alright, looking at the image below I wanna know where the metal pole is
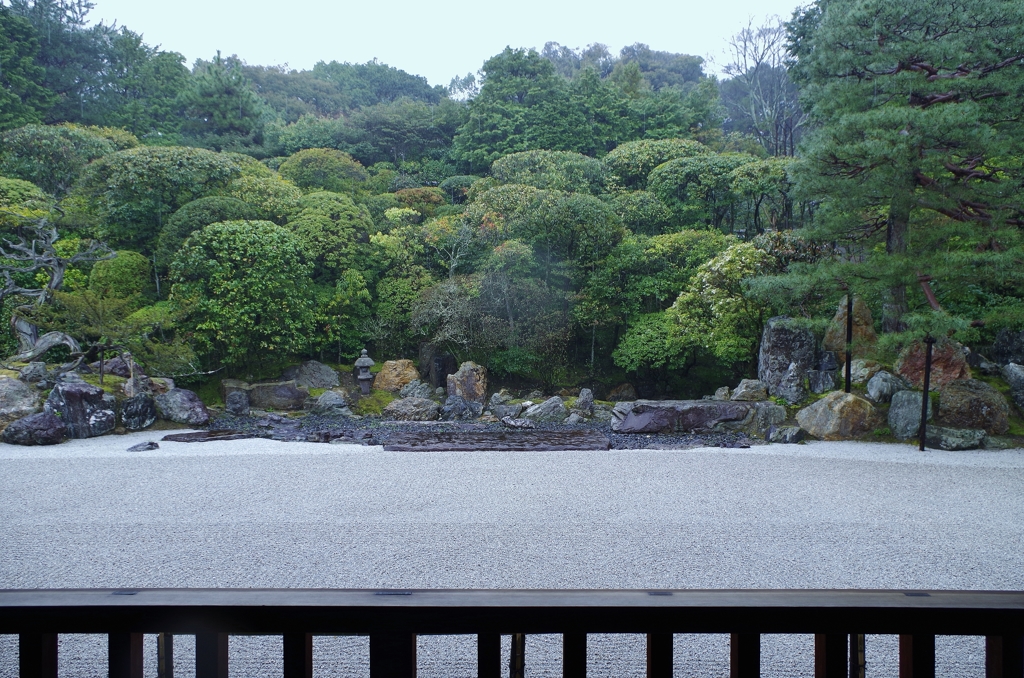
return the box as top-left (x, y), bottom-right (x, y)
top-left (919, 335), bottom-right (935, 452)
top-left (844, 295), bottom-right (853, 393)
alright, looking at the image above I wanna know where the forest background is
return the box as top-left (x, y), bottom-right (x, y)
top-left (1, 0), bottom-right (1022, 400)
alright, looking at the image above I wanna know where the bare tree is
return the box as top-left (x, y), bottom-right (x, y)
top-left (722, 17), bottom-right (807, 157)
top-left (0, 212), bottom-right (114, 362)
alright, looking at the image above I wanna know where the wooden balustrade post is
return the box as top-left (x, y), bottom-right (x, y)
top-left (899, 634), bottom-right (935, 678)
top-left (196, 633), bottom-right (229, 678)
top-left (646, 633), bottom-right (672, 678)
top-left (157, 633), bottom-right (174, 678)
top-left (850, 634), bottom-right (865, 678)
top-left (19, 633), bottom-right (57, 678)
top-left (477, 633), bottom-right (501, 678)
top-left (730, 633), bottom-right (760, 678)
top-left (509, 633), bottom-right (525, 678)
top-left (108, 632), bottom-right (143, 678)
top-left (986, 636), bottom-right (1024, 678)
top-left (814, 634), bottom-right (847, 678)
top-left (563, 632), bottom-right (586, 678)
top-left (283, 633), bottom-right (313, 678)
top-left (370, 633), bottom-right (416, 678)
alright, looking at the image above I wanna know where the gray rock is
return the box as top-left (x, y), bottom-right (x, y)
top-left (491, 403), bottom-right (523, 420)
top-left (795, 392), bottom-right (881, 440)
top-left (225, 391), bottom-right (250, 417)
top-left (399, 380), bottom-right (435, 400)
top-left (44, 381), bottom-right (115, 439)
top-left (440, 395), bottom-right (482, 421)
top-left (284, 360), bottom-right (339, 389)
top-left (1001, 363), bottom-right (1024, 392)
top-left (127, 441), bottom-right (159, 452)
top-left (313, 390), bottom-right (349, 414)
top-left (383, 397), bottom-right (440, 421)
top-left (435, 387), bottom-right (445, 397)
top-left (89, 356), bottom-right (133, 378)
top-left (154, 388), bottom-right (210, 426)
top-left (120, 394), bottom-right (157, 430)
top-left (489, 390), bottom-right (512, 407)
top-left (758, 317), bottom-right (816, 397)
top-left (767, 426), bottom-right (806, 444)
top-left (866, 371), bottom-right (907, 404)
top-left (0, 376), bottom-right (43, 428)
top-left (713, 387), bottom-right (731, 401)
top-left (849, 359), bottom-right (883, 385)
top-left (982, 436), bottom-right (1016, 450)
top-left (992, 328), bottom-right (1024, 366)
top-left (807, 370), bottom-right (837, 394)
top-left (924, 426), bottom-right (987, 451)
top-left (888, 390), bottom-right (932, 440)
top-left (500, 416), bottom-right (535, 429)
top-left (247, 381), bottom-right (309, 410)
top-left (591, 404), bottom-right (614, 423)
top-left (523, 396), bottom-right (569, 423)
top-left (575, 388), bottom-right (595, 415)
top-left (611, 400), bottom-right (785, 437)
top-left (819, 351), bottom-right (839, 372)
top-left (565, 412), bottom-right (585, 426)
top-left (731, 379), bottom-right (768, 402)
top-left (18, 362), bottom-right (48, 383)
top-left (775, 362), bottom-right (807, 405)
top-left (1, 412), bottom-right (66, 445)
top-left (938, 379), bottom-right (1009, 435)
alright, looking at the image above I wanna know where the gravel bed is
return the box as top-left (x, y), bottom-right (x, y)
top-left (1, 431), bottom-right (1021, 676)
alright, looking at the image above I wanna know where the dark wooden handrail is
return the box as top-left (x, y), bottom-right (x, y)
top-left (3, 588), bottom-right (1023, 678)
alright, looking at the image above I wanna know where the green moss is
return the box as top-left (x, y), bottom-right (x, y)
top-left (195, 379), bottom-right (224, 407)
top-left (0, 369), bottom-right (21, 379)
top-left (594, 399), bottom-right (615, 407)
top-left (967, 375), bottom-right (1024, 438)
top-left (308, 387), bottom-right (327, 398)
top-left (353, 389), bottom-right (397, 416)
top-left (79, 373), bottom-right (127, 396)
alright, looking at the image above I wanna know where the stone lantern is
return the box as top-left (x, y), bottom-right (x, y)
top-left (354, 349), bottom-right (375, 395)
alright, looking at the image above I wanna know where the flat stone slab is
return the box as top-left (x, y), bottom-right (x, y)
top-left (161, 430), bottom-right (256, 443)
top-left (383, 430), bottom-right (611, 451)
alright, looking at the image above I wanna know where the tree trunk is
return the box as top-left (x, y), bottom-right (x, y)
top-left (882, 190), bottom-right (912, 333)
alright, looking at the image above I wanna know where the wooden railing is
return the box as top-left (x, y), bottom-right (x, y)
top-left (2, 588), bottom-right (1023, 678)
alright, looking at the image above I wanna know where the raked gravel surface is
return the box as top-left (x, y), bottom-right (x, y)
top-left (2, 433), bottom-right (1023, 677)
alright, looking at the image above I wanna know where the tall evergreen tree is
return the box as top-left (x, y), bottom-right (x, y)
top-left (0, 6), bottom-right (55, 129)
top-left (786, 0), bottom-right (1024, 332)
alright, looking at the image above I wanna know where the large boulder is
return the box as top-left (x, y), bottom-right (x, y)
top-left (312, 390), bottom-right (350, 414)
top-left (775, 363), bottom-right (807, 405)
top-left (822, 296), bottom-right (878, 362)
top-left (446, 362), bottom-right (487, 404)
top-left (992, 329), bottom-right (1024, 366)
top-left (848, 359), bottom-right (883, 385)
top-left (383, 397), bottom-right (440, 421)
top-left (937, 379), bottom-right (1009, 435)
top-left (225, 391), bottom-right (250, 417)
top-left (895, 339), bottom-right (971, 389)
top-left (17, 362), bottom-right (47, 384)
top-left (1, 412), bottom-right (66, 445)
top-left (247, 381), bottom-right (309, 410)
top-left (731, 379), bottom-right (768, 402)
top-left (399, 380), bottom-right (435, 400)
top-left (283, 360), bottom-right (339, 389)
top-left (758, 317), bottom-right (816, 397)
top-left (523, 396), bottom-right (569, 423)
top-left (807, 370), bottom-right (837, 394)
top-left (866, 371), bottom-right (907, 404)
top-left (611, 400), bottom-right (785, 437)
top-left (120, 394), bottom-right (157, 431)
top-left (491, 403), bottom-right (524, 420)
top-left (574, 388), bottom-right (595, 415)
top-left (924, 426), bottom-right (987, 451)
top-left (44, 381), bottom-right (116, 439)
top-left (888, 390), bottom-right (932, 440)
top-left (795, 392), bottom-right (882, 440)
top-left (1002, 363), bottom-right (1024, 411)
top-left (154, 388), bottom-right (210, 426)
top-left (88, 356), bottom-right (135, 378)
top-left (440, 395), bottom-right (482, 421)
top-left (374, 360), bottom-right (420, 393)
top-left (0, 376), bottom-right (43, 430)
top-left (607, 383), bottom-right (638, 401)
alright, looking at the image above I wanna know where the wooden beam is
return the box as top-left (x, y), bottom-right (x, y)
top-left (646, 633), bottom-right (672, 678)
top-left (283, 633), bottom-right (312, 678)
top-left (196, 633), bottom-right (228, 678)
top-left (899, 634), bottom-right (935, 678)
top-left (18, 633), bottom-right (57, 678)
top-left (563, 632), bottom-right (586, 678)
top-left (730, 633), bottom-right (760, 678)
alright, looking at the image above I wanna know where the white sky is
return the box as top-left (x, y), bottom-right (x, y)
top-left (91, 0), bottom-right (807, 86)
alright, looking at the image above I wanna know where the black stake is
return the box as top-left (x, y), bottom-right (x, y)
top-left (844, 295), bottom-right (853, 393)
top-left (919, 334), bottom-right (935, 452)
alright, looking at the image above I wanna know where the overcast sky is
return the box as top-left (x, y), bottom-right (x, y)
top-left (91, 0), bottom-right (807, 86)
